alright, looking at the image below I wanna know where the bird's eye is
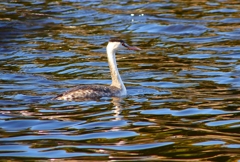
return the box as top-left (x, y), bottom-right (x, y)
top-left (121, 43), bottom-right (127, 47)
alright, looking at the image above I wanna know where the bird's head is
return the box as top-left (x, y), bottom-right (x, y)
top-left (107, 38), bottom-right (141, 52)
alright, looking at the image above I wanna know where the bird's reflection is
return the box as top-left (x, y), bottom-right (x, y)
top-left (112, 97), bottom-right (122, 121)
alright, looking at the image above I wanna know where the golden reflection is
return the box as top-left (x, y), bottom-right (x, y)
top-left (0, 0), bottom-right (240, 161)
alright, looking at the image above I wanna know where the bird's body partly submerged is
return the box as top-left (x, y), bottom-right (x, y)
top-left (53, 38), bottom-right (141, 101)
top-left (53, 85), bottom-right (122, 101)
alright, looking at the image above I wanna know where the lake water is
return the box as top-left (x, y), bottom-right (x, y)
top-left (0, 0), bottom-right (240, 161)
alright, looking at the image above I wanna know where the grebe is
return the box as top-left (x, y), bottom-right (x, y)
top-left (53, 38), bottom-right (141, 101)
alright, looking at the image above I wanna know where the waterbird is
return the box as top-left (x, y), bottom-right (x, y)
top-left (53, 38), bottom-right (141, 101)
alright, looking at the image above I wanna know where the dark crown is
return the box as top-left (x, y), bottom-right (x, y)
top-left (109, 38), bottom-right (124, 43)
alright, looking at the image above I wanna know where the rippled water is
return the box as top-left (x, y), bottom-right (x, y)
top-left (0, 0), bottom-right (240, 161)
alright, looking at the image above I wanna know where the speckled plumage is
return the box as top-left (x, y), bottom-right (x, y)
top-left (53, 85), bottom-right (122, 101)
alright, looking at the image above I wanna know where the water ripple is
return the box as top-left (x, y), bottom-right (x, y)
top-left (0, 0), bottom-right (240, 160)
top-left (0, 131), bottom-right (138, 142)
top-left (141, 108), bottom-right (231, 116)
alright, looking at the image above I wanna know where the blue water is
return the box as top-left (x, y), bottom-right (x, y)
top-left (0, 0), bottom-right (240, 161)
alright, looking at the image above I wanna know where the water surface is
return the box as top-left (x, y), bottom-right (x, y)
top-left (0, 0), bottom-right (240, 161)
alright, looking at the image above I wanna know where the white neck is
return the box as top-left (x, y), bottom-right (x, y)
top-left (107, 44), bottom-right (126, 95)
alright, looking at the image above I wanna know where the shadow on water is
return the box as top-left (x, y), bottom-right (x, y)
top-left (0, 0), bottom-right (240, 161)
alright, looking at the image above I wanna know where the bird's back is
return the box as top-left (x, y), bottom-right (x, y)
top-left (53, 85), bottom-right (121, 101)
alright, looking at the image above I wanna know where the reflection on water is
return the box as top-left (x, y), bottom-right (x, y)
top-left (0, 0), bottom-right (240, 161)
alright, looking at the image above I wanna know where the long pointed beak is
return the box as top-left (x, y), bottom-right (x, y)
top-left (127, 46), bottom-right (141, 51)
top-left (122, 42), bottom-right (141, 51)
